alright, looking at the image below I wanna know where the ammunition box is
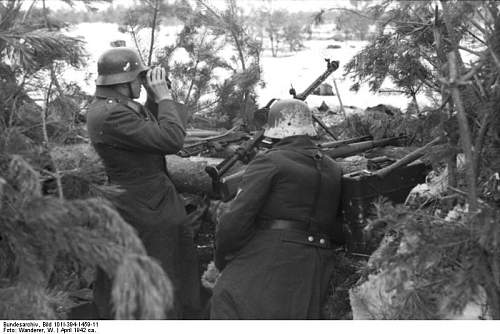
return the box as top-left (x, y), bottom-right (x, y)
top-left (340, 161), bottom-right (430, 254)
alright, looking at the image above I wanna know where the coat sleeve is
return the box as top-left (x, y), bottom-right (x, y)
top-left (215, 154), bottom-right (277, 270)
top-left (101, 99), bottom-right (188, 154)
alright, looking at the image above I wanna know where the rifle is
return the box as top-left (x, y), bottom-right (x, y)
top-left (290, 58), bottom-right (340, 140)
top-left (177, 126), bottom-right (250, 157)
top-left (318, 135), bottom-right (373, 149)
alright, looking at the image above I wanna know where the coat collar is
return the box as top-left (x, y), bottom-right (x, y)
top-left (95, 86), bottom-right (133, 102)
top-left (94, 86), bottom-right (144, 114)
top-left (273, 135), bottom-right (317, 150)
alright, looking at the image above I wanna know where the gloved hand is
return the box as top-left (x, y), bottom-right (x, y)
top-left (144, 67), bottom-right (172, 103)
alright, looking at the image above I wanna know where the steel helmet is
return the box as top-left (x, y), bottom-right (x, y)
top-left (96, 47), bottom-right (149, 86)
top-left (263, 99), bottom-right (317, 139)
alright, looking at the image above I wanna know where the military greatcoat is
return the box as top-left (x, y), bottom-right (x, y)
top-left (211, 135), bottom-right (343, 319)
top-left (86, 86), bottom-right (201, 319)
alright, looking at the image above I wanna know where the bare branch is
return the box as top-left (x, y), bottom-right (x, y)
top-left (464, 27), bottom-right (487, 45)
top-left (147, 0), bottom-right (160, 66)
top-left (470, 19), bottom-right (488, 35)
top-left (489, 48), bottom-right (500, 74)
top-left (447, 51), bottom-right (478, 211)
top-left (458, 45), bottom-right (484, 57)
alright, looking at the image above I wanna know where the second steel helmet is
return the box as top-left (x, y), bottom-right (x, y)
top-left (96, 47), bottom-right (149, 86)
top-left (263, 99), bottom-right (317, 139)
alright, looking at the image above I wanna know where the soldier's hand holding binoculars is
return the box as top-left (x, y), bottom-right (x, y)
top-left (144, 67), bottom-right (172, 103)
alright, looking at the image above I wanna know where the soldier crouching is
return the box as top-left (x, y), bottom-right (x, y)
top-left (211, 99), bottom-right (343, 319)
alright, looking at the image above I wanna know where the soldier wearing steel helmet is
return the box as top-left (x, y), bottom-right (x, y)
top-left (210, 99), bottom-right (343, 319)
top-left (86, 47), bottom-right (201, 319)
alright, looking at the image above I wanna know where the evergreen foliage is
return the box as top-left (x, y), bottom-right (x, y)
top-left (158, 0), bottom-right (263, 128)
top-left (363, 199), bottom-right (499, 319)
top-left (0, 155), bottom-right (174, 319)
top-left (0, 0), bottom-right (175, 319)
top-left (339, 0), bottom-right (500, 319)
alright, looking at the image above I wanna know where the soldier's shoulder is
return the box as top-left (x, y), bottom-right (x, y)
top-left (261, 147), bottom-right (289, 160)
top-left (88, 97), bottom-right (122, 112)
top-left (252, 149), bottom-right (281, 165)
top-left (92, 97), bottom-right (143, 116)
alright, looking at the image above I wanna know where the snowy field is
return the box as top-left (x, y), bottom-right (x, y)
top-left (63, 22), bottom-right (433, 112)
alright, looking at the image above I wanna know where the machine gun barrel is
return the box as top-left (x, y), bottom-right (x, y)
top-left (289, 59), bottom-right (340, 140)
top-left (290, 59), bottom-right (340, 101)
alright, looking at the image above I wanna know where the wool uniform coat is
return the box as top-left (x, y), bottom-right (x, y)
top-left (210, 135), bottom-right (343, 319)
top-left (86, 86), bottom-right (201, 319)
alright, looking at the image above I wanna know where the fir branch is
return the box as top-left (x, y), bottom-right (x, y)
top-left (112, 254), bottom-right (174, 319)
top-left (8, 155), bottom-right (41, 198)
top-left (0, 29), bottom-right (86, 72)
top-left (0, 285), bottom-right (68, 319)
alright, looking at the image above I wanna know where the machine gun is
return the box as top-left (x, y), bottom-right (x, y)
top-left (203, 59), bottom-right (340, 192)
top-left (205, 129), bottom-right (266, 184)
top-left (290, 58), bottom-right (340, 140)
top-left (202, 98), bottom-right (278, 192)
top-left (289, 59), bottom-right (339, 100)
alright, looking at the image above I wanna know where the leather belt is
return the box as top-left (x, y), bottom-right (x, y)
top-left (259, 219), bottom-right (336, 249)
top-left (259, 219), bottom-right (310, 231)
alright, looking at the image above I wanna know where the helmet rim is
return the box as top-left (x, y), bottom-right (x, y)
top-left (96, 47), bottom-right (149, 86)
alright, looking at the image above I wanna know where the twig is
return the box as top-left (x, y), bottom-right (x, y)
top-left (432, 95), bottom-right (451, 113)
top-left (41, 68), bottom-right (64, 200)
top-left (374, 136), bottom-right (442, 178)
top-left (460, 57), bottom-right (487, 82)
top-left (185, 30), bottom-right (208, 105)
top-left (0, 177), bottom-right (5, 211)
top-left (147, 0), bottom-right (160, 66)
top-left (42, 81), bottom-right (52, 144)
top-left (127, 12), bottom-right (145, 64)
top-left (489, 48), bottom-right (500, 73)
top-left (21, 0), bottom-right (37, 24)
top-left (464, 28), bottom-right (487, 45)
top-left (332, 79), bottom-right (346, 119)
top-left (473, 103), bottom-right (494, 177)
top-left (475, 8), bottom-right (493, 32)
top-left (470, 19), bottom-right (488, 35)
top-left (448, 186), bottom-right (485, 205)
top-left (473, 74), bottom-right (487, 99)
top-left (458, 45), bottom-right (484, 57)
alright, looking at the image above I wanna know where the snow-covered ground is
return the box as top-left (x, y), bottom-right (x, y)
top-left (63, 22), bottom-right (432, 111)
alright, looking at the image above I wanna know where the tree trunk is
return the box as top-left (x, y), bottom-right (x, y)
top-left (166, 155), bottom-right (224, 197)
top-left (51, 144), bottom-right (380, 199)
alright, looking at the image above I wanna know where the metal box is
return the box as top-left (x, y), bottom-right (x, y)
top-left (340, 160), bottom-right (429, 254)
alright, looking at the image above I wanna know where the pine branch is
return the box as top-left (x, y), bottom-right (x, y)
top-left (0, 29), bottom-right (86, 72)
top-left (112, 254), bottom-right (174, 319)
